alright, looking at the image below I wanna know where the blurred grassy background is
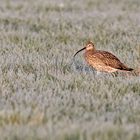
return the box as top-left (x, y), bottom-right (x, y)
top-left (0, 0), bottom-right (140, 139)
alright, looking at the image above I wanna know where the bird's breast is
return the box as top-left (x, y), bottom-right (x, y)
top-left (84, 51), bottom-right (99, 66)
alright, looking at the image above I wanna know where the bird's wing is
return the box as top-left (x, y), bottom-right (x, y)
top-left (93, 51), bottom-right (129, 70)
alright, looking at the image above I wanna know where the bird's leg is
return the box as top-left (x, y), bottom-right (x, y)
top-left (111, 72), bottom-right (118, 77)
top-left (96, 71), bottom-right (102, 76)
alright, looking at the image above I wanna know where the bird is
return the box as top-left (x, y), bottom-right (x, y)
top-left (74, 41), bottom-right (133, 73)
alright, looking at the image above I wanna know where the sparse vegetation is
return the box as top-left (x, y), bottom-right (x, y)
top-left (0, 0), bottom-right (140, 139)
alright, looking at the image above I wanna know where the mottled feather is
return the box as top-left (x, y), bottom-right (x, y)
top-left (85, 50), bottom-right (133, 71)
top-left (74, 41), bottom-right (133, 73)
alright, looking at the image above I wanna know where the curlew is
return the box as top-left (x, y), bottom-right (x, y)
top-left (74, 41), bottom-right (133, 73)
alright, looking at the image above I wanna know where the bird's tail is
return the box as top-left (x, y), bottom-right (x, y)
top-left (118, 66), bottom-right (133, 71)
top-left (119, 63), bottom-right (133, 71)
top-left (126, 68), bottom-right (133, 71)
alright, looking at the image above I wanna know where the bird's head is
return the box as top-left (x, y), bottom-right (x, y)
top-left (74, 41), bottom-right (95, 57)
top-left (85, 41), bottom-right (95, 51)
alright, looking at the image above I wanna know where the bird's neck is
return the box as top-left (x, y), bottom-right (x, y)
top-left (85, 49), bottom-right (95, 57)
top-left (86, 48), bottom-right (95, 54)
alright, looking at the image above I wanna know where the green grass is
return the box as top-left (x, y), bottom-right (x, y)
top-left (0, 0), bottom-right (140, 139)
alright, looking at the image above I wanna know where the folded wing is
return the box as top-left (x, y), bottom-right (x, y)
top-left (94, 51), bottom-right (133, 71)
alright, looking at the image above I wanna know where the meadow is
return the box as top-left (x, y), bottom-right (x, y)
top-left (0, 0), bottom-right (140, 139)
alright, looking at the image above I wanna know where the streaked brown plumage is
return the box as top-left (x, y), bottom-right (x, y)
top-left (74, 41), bottom-right (133, 73)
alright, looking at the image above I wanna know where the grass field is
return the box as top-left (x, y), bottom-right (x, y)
top-left (0, 0), bottom-right (140, 139)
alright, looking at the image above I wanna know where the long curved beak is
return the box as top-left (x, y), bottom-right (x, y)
top-left (73, 47), bottom-right (86, 58)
